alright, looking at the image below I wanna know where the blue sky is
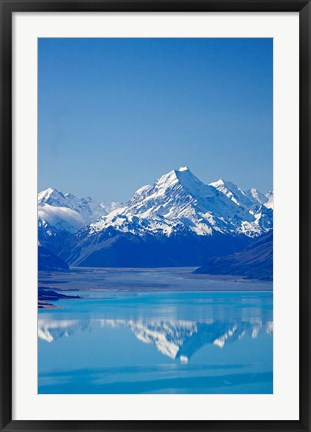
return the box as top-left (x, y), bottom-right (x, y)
top-left (38, 38), bottom-right (272, 202)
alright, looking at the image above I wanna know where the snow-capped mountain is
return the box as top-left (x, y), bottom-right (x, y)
top-left (210, 179), bottom-right (273, 210)
top-left (38, 188), bottom-right (107, 229)
top-left (38, 188), bottom-right (123, 255)
top-left (38, 188), bottom-right (123, 229)
top-left (58, 167), bottom-right (272, 267)
top-left (89, 167), bottom-right (272, 238)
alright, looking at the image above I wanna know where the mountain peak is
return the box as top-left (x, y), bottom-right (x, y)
top-left (38, 187), bottom-right (64, 203)
top-left (174, 167), bottom-right (211, 193)
top-left (154, 167), bottom-right (206, 195)
top-left (39, 187), bottom-right (54, 197)
top-left (210, 179), bottom-right (225, 188)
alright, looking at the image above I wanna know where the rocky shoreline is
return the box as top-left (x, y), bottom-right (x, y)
top-left (38, 286), bottom-right (81, 309)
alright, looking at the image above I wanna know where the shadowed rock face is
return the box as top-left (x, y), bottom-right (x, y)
top-left (62, 229), bottom-right (253, 268)
top-left (194, 231), bottom-right (273, 281)
top-left (38, 245), bottom-right (69, 271)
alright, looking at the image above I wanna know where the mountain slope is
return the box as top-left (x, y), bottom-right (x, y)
top-left (209, 179), bottom-right (256, 209)
top-left (38, 245), bottom-right (69, 271)
top-left (194, 231), bottom-right (273, 280)
top-left (62, 228), bottom-right (253, 267)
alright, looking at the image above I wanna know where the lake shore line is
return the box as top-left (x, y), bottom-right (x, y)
top-left (38, 267), bottom-right (272, 309)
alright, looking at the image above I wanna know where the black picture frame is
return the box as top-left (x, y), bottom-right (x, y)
top-left (1, 1), bottom-right (310, 431)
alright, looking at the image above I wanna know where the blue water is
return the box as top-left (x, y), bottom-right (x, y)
top-left (38, 269), bottom-right (273, 394)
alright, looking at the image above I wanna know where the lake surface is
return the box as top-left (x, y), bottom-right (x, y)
top-left (38, 268), bottom-right (273, 394)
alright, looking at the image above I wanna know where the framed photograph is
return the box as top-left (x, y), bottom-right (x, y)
top-left (1, 0), bottom-right (310, 431)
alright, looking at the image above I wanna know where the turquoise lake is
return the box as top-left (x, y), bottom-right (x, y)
top-left (38, 268), bottom-right (273, 394)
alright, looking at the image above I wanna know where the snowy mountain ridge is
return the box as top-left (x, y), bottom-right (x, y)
top-left (88, 167), bottom-right (273, 238)
top-left (38, 167), bottom-right (273, 267)
top-left (38, 187), bottom-right (123, 233)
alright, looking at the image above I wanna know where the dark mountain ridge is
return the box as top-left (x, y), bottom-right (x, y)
top-left (194, 231), bottom-right (273, 281)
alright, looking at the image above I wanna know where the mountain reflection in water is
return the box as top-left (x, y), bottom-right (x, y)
top-left (38, 318), bottom-right (273, 364)
top-left (38, 285), bottom-right (273, 394)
